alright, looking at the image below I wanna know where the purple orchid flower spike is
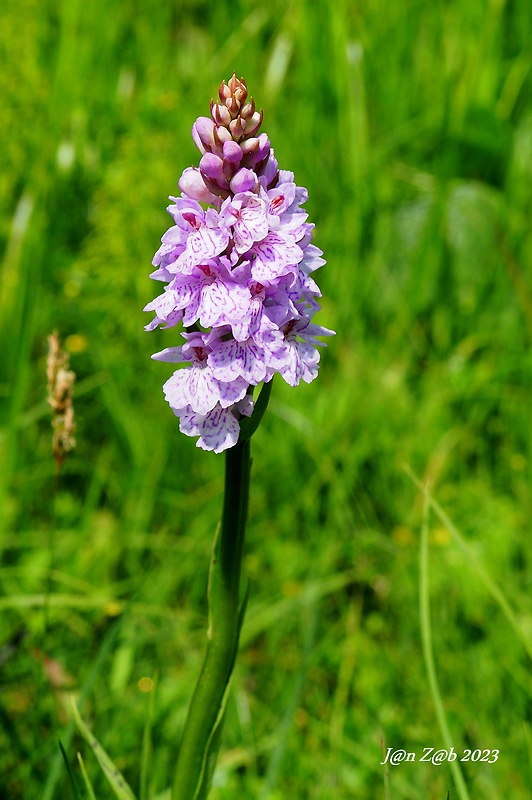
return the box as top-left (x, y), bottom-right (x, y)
top-left (144, 75), bottom-right (336, 800)
top-left (146, 73), bottom-right (334, 452)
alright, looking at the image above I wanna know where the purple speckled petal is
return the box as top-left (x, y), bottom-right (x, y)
top-left (178, 406), bottom-right (201, 436)
top-left (163, 367), bottom-right (222, 415)
top-left (230, 297), bottom-right (263, 342)
top-left (223, 193), bottom-right (268, 254)
top-left (177, 226), bottom-right (229, 273)
top-left (161, 225), bottom-right (188, 246)
top-left (208, 338), bottom-right (267, 384)
top-left (197, 405), bottom-right (240, 453)
top-left (234, 394), bottom-right (254, 417)
top-left (216, 375), bottom-right (249, 408)
top-left (144, 307), bottom-right (184, 331)
top-left (168, 197), bottom-right (204, 223)
top-left (199, 279), bottom-right (251, 328)
top-left (250, 233), bottom-right (303, 282)
top-left (144, 315), bottom-right (164, 332)
top-left (151, 288), bottom-right (183, 319)
top-left (279, 339), bottom-right (321, 386)
top-left (160, 309), bottom-right (184, 329)
top-left (152, 241), bottom-right (181, 268)
top-left (163, 363), bottom-right (247, 416)
top-left (265, 183), bottom-right (296, 217)
top-left (299, 244), bottom-right (326, 273)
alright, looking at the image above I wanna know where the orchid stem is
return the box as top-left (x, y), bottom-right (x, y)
top-left (172, 438), bottom-right (251, 800)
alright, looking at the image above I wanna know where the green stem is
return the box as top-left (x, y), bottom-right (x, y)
top-left (172, 438), bottom-right (251, 800)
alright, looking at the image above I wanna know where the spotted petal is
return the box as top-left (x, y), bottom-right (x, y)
top-left (208, 338), bottom-right (267, 384)
top-left (250, 233), bottom-right (303, 282)
top-left (176, 226), bottom-right (229, 274)
top-left (199, 278), bottom-right (251, 328)
top-left (197, 405), bottom-right (240, 453)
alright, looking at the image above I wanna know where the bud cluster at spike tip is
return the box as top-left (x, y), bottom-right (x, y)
top-left (145, 74), bottom-right (334, 453)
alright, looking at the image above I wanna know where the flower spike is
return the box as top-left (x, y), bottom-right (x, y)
top-left (146, 76), bottom-right (334, 452)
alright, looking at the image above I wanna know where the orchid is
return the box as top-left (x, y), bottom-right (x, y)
top-left (146, 73), bottom-right (333, 453)
top-left (144, 75), bottom-right (334, 800)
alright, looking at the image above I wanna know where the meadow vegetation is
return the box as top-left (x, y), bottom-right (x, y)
top-left (0, 1), bottom-right (531, 797)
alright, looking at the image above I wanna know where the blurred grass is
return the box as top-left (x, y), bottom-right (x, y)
top-left (0, 0), bottom-right (531, 798)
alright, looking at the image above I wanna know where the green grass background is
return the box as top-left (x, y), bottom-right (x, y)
top-left (1, 0), bottom-right (531, 798)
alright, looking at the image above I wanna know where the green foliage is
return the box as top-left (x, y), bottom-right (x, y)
top-left (0, 1), bottom-right (531, 798)
top-left (72, 700), bottom-right (136, 800)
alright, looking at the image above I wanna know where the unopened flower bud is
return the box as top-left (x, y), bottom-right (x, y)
top-left (229, 117), bottom-right (246, 139)
top-left (214, 126), bottom-right (232, 147)
top-left (243, 133), bottom-right (271, 167)
top-left (227, 73), bottom-right (247, 102)
top-left (244, 110), bottom-right (263, 137)
top-left (200, 173), bottom-right (230, 199)
top-left (212, 104), bottom-right (232, 127)
top-left (258, 150), bottom-right (279, 188)
top-left (240, 100), bottom-right (255, 120)
top-left (222, 161), bottom-right (237, 182)
top-left (223, 140), bottom-right (243, 164)
top-left (179, 167), bottom-right (220, 204)
top-left (229, 168), bottom-right (258, 194)
top-left (219, 83), bottom-right (232, 103)
top-left (240, 137), bottom-right (259, 157)
top-left (199, 153), bottom-right (229, 191)
top-left (192, 117), bottom-right (216, 154)
top-left (226, 95), bottom-right (239, 116)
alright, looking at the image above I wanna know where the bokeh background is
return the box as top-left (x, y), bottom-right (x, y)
top-left (1, 1), bottom-right (531, 798)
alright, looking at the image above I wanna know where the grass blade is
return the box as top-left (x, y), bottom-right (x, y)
top-left (42, 617), bottom-right (124, 800)
top-left (77, 752), bottom-right (97, 800)
top-left (140, 676), bottom-right (156, 800)
top-left (419, 482), bottom-right (470, 800)
top-left (193, 582), bottom-right (251, 800)
top-left (380, 735), bottom-right (392, 800)
top-left (71, 698), bottom-right (137, 800)
top-left (406, 464), bottom-right (532, 660)
top-left (58, 739), bottom-right (83, 800)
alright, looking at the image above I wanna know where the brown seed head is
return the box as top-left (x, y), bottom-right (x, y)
top-left (46, 331), bottom-right (76, 470)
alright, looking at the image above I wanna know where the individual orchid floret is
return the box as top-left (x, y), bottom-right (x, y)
top-left (146, 74), bottom-right (334, 452)
top-left (154, 333), bottom-right (249, 416)
top-left (229, 168), bottom-right (258, 194)
top-left (220, 192), bottom-right (269, 254)
top-left (179, 167), bottom-right (220, 205)
top-left (192, 117), bottom-right (217, 155)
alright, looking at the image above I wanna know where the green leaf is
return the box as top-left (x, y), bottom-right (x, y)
top-left (419, 485), bottom-right (470, 800)
top-left (193, 582), bottom-right (251, 800)
top-left (140, 675), bottom-right (156, 800)
top-left (172, 440), bottom-right (251, 799)
top-left (406, 465), bottom-right (532, 660)
top-left (239, 380), bottom-right (273, 442)
top-left (77, 752), bottom-right (97, 800)
top-left (58, 739), bottom-right (83, 800)
top-left (71, 698), bottom-right (137, 800)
